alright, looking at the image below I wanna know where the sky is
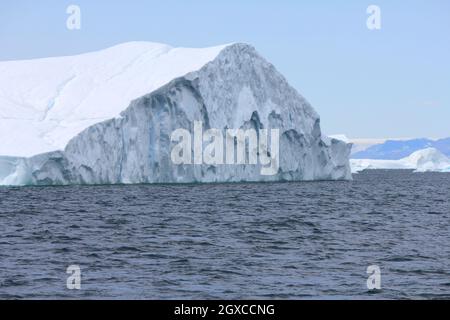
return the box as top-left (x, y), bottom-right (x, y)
top-left (0, 0), bottom-right (449, 139)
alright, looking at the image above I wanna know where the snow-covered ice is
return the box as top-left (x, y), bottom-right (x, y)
top-left (327, 134), bottom-right (351, 144)
top-left (0, 42), bottom-right (228, 157)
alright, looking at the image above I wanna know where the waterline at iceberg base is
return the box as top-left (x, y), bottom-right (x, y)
top-left (0, 43), bottom-right (351, 186)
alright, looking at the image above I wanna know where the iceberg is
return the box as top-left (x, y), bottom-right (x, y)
top-left (351, 148), bottom-right (450, 173)
top-left (0, 42), bottom-right (352, 186)
top-left (0, 42), bottom-right (228, 157)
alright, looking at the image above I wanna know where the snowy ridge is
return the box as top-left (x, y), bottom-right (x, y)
top-left (0, 42), bottom-right (229, 157)
top-left (351, 148), bottom-right (450, 173)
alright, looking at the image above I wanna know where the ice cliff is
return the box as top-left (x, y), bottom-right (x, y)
top-left (0, 42), bottom-right (352, 185)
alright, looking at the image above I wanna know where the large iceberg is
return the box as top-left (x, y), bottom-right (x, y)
top-left (0, 42), bottom-right (351, 185)
top-left (351, 148), bottom-right (450, 173)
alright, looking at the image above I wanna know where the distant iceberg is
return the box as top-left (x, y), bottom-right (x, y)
top-left (351, 148), bottom-right (450, 173)
top-left (352, 137), bottom-right (450, 159)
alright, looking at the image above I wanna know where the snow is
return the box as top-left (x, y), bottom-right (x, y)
top-left (327, 134), bottom-right (350, 144)
top-left (0, 42), bottom-right (352, 185)
top-left (0, 41), bottom-right (229, 157)
top-left (351, 148), bottom-right (450, 173)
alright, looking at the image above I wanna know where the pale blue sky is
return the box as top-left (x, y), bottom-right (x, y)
top-left (0, 0), bottom-right (449, 138)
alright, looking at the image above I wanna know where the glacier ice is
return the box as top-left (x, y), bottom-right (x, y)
top-left (351, 148), bottom-right (450, 173)
top-left (0, 42), bottom-right (352, 186)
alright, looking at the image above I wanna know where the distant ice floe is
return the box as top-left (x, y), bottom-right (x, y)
top-left (351, 148), bottom-right (450, 173)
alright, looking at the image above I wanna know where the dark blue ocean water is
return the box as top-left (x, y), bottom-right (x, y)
top-left (0, 170), bottom-right (449, 299)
